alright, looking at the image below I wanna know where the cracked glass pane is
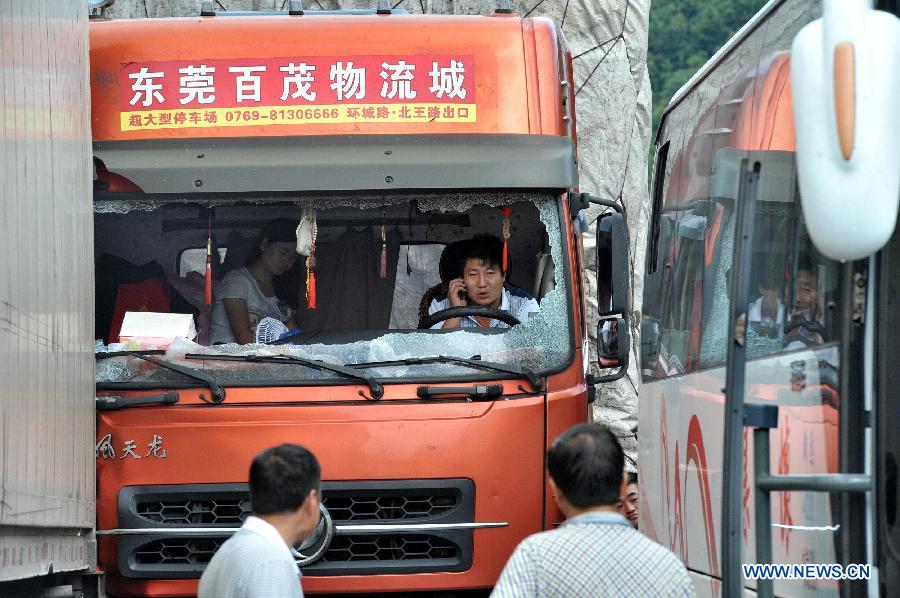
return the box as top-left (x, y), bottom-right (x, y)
top-left (95, 194), bottom-right (572, 386)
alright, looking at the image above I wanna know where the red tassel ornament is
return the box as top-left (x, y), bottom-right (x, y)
top-left (307, 270), bottom-right (317, 309)
top-left (306, 252), bottom-right (317, 310)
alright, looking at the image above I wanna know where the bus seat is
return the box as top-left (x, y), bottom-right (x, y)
top-left (96, 254), bottom-right (170, 343)
top-left (416, 283), bottom-right (445, 328)
top-left (402, 241), bottom-right (468, 329)
top-left (389, 244), bottom-right (442, 329)
top-left (108, 278), bottom-right (171, 343)
top-left (167, 271), bottom-right (212, 345)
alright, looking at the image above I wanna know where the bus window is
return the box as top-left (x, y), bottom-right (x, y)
top-left (650, 202), bottom-right (709, 376)
top-left (745, 203), bottom-right (835, 358)
top-left (698, 200), bottom-right (735, 369)
top-left (646, 142), bottom-right (670, 276)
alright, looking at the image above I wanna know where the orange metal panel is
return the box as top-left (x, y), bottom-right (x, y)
top-left (543, 381), bottom-right (590, 531)
top-left (97, 391), bottom-right (546, 595)
top-left (531, 18), bottom-right (566, 136)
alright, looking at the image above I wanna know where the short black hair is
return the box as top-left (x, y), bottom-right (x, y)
top-left (627, 471), bottom-right (638, 486)
top-left (439, 239), bottom-right (472, 284)
top-left (249, 444), bottom-right (321, 515)
top-left (458, 234), bottom-right (510, 278)
top-left (260, 217), bottom-right (299, 244)
top-left (244, 217), bottom-right (298, 266)
top-left (547, 424), bottom-right (624, 508)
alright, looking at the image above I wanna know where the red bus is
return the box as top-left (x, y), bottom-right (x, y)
top-left (641, 0), bottom-right (899, 595)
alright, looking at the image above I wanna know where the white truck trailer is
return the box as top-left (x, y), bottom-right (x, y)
top-left (0, 1), bottom-right (98, 596)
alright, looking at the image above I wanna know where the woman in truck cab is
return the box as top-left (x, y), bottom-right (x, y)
top-left (210, 218), bottom-right (300, 344)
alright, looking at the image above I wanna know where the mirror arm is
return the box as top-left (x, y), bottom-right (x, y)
top-left (594, 363), bottom-right (628, 383)
top-left (588, 196), bottom-right (623, 215)
top-left (568, 192), bottom-right (625, 219)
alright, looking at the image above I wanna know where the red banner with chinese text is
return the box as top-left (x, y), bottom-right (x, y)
top-left (120, 55), bottom-right (476, 131)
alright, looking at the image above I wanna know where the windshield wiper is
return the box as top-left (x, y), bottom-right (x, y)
top-left (184, 353), bottom-right (384, 400)
top-left (95, 352), bottom-right (226, 404)
top-left (348, 355), bottom-right (543, 392)
top-left (96, 392), bottom-right (180, 411)
top-left (95, 349), bottom-right (165, 357)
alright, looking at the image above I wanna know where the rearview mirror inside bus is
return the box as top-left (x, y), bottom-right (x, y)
top-left (596, 212), bottom-right (630, 317)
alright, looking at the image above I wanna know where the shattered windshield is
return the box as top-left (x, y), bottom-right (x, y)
top-left (94, 192), bottom-right (572, 386)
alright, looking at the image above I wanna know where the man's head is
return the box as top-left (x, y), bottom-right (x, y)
top-left (794, 264), bottom-right (818, 315)
top-left (250, 444), bottom-right (321, 544)
top-left (458, 235), bottom-right (507, 309)
top-left (616, 472), bottom-right (639, 529)
top-left (547, 424), bottom-right (626, 517)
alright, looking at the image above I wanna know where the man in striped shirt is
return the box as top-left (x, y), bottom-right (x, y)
top-left (491, 424), bottom-right (694, 597)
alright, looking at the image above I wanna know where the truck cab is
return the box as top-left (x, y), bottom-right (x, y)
top-left (89, 9), bottom-right (609, 596)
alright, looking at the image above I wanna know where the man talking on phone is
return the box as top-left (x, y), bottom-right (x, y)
top-left (428, 235), bottom-right (540, 329)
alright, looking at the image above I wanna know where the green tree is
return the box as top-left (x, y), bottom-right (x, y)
top-left (648, 0), bottom-right (767, 135)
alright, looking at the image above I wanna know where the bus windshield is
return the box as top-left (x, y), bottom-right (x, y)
top-left (94, 192), bottom-right (572, 387)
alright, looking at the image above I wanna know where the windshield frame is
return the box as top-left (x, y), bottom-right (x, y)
top-left (93, 193), bottom-right (577, 391)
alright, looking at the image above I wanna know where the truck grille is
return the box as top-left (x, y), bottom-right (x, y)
top-left (135, 537), bottom-right (221, 565)
top-left (133, 534), bottom-right (459, 565)
top-left (116, 480), bottom-right (474, 578)
top-left (323, 534), bottom-right (458, 562)
top-left (136, 498), bottom-right (250, 525)
top-left (324, 493), bottom-right (456, 521)
top-left (134, 491), bottom-right (457, 525)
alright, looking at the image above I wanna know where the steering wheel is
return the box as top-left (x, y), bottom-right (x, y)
top-left (419, 306), bottom-right (521, 329)
top-left (784, 318), bottom-right (827, 338)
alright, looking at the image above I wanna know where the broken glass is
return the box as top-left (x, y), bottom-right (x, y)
top-left (95, 194), bottom-right (573, 387)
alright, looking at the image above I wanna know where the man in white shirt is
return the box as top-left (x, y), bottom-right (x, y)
top-left (429, 235), bottom-right (540, 329)
top-left (198, 444), bottom-right (321, 598)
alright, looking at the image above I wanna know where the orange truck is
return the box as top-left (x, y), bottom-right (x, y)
top-left (89, 5), bottom-right (630, 597)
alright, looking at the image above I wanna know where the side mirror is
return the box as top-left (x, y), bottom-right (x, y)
top-left (596, 212), bottom-right (630, 316)
top-left (792, 0), bottom-right (900, 261)
top-left (596, 316), bottom-right (630, 382)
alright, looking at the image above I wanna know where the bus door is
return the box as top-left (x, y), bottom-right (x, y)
top-left (720, 146), bottom-right (870, 597)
